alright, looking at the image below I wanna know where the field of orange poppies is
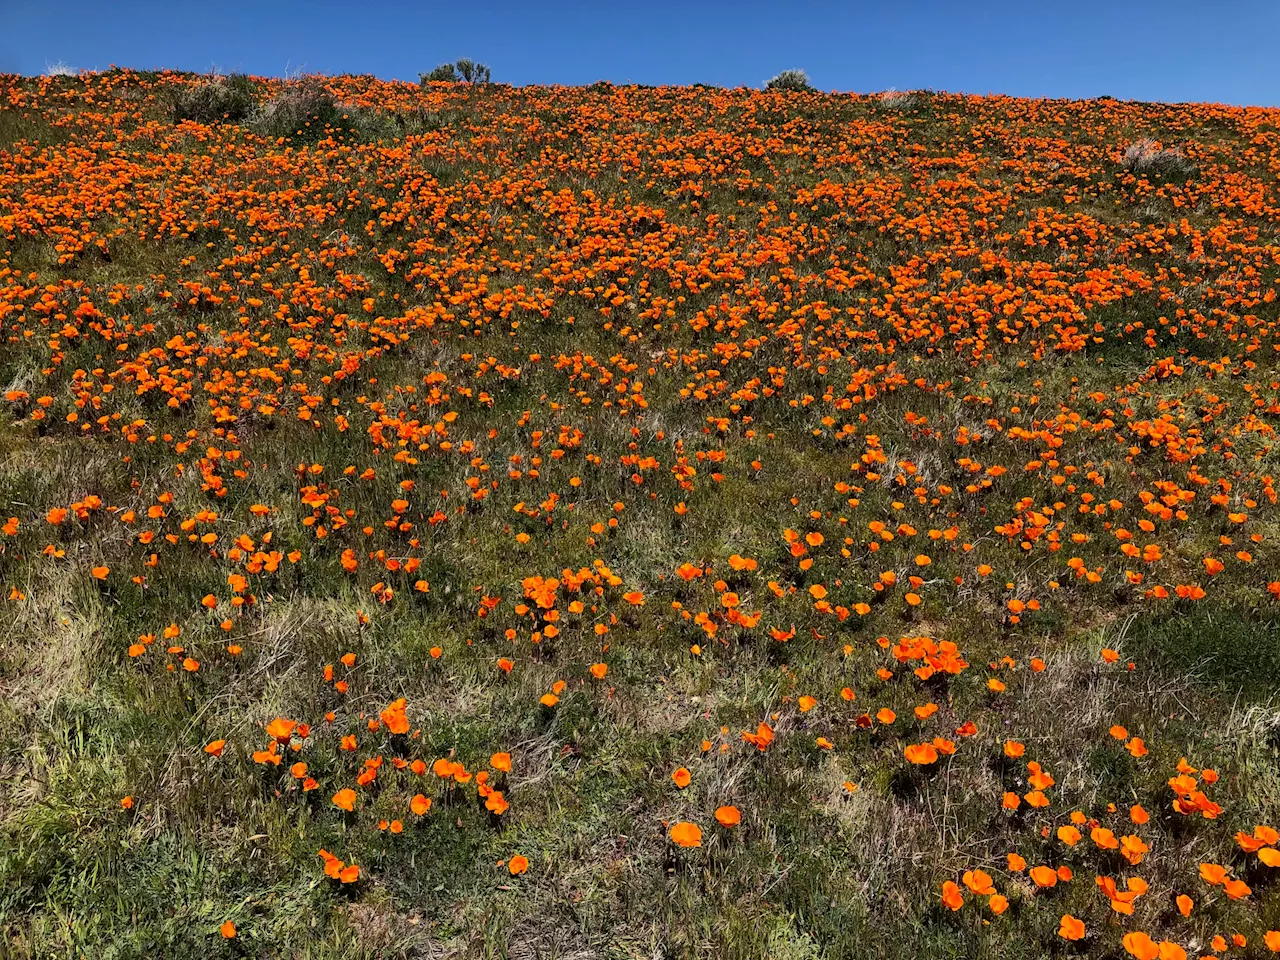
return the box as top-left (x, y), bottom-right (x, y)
top-left (1, 69), bottom-right (1279, 958)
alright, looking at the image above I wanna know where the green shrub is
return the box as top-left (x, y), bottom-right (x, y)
top-left (171, 73), bottom-right (258, 124)
top-left (454, 59), bottom-right (491, 84)
top-left (420, 59), bottom-right (491, 85)
top-left (345, 105), bottom-right (398, 140)
top-left (764, 69), bottom-right (812, 92)
top-left (251, 79), bottom-right (399, 144)
top-left (421, 63), bottom-right (459, 83)
top-left (253, 79), bottom-right (349, 142)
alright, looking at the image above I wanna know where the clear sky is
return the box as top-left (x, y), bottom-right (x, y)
top-left (3, 0), bottom-right (1276, 107)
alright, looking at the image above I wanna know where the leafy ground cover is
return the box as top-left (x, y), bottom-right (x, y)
top-left (1, 70), bottom-right (1279, 958)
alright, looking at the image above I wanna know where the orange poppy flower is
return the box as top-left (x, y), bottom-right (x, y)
top-left (714, 805), bottom-right (741, 827)
top-left (962, 870), bottom-right (995, 896)
top-left (668, 821), bottom-right (702, 848)
top-left (332, 788), bottom-right (357, 812)
top-left (266, 718), bottom-right (296, 742)
top-left (904, 743), bottom-right (939, 765)
top-left (1121, 932), bottom-right (1158, 960)
top-left (1058, 915), bottom-right (1085, 941)
top-left (1028, 865), bottom-right (1057, 888)
top-left (379, 698), bottom-right (410, 735)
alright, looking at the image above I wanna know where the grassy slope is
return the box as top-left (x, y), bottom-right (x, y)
top-left (0, 72), bottom-right (1278, 959)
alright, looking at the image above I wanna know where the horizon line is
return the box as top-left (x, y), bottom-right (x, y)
top-left (9, 67), bottom-right (1279, 111)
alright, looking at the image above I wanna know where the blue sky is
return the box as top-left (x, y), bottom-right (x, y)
top-left (3, 0), bottom-right (1276, 106)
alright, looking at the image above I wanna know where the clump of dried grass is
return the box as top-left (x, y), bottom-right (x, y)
top-left (1120, 139), bottom-right (1196, 179)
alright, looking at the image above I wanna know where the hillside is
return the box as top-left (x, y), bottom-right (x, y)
top-left (1, 70), bottom-right (1279, 958)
